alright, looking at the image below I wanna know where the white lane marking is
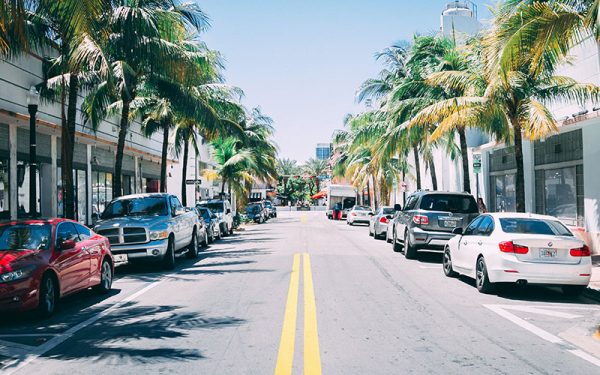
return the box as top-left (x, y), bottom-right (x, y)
top-left (3, 279), bottom-right (165, 375)
top-left (493, 305), bottom-right (583, 319)
top-left (484, 304), bottom-right (600, 368)
top-left (419, 265), bottom-right (441, 269)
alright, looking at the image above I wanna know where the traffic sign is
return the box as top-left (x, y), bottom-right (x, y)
top-left (473, 154), bottom-right (482, 174)
top-left (186, 179), bottom-right (201, 185)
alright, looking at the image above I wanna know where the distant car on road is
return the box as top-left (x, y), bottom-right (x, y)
top-left (0, 219), bottom-right (114, 317)
top-left (246, 202), bottom-right (267, 223)
top-left (391, 191), bottom-right (479, 259)
top-left (369, 206), bottom-right (396, 239)
top-left (346, 205), bottom-right (373, 225)
top-left (263, 200), bottom-right (277, 218)
top-left (188, 207), bottom-right (210, 247)
top-left (196, 206), bottom-right (221, 242)
top-left (197, 199), bottom-right (234, 236)
top-left (443, 213), bottom-right (591, 296)
top-left (94, 193), bottom-right (200, 269)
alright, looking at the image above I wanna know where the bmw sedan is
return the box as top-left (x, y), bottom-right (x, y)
top-left (346, 205), bottom-right (373, 225)
top-left (0, 219), bottom-right (114, 317)
top-left (369, 206), bottom-right (395, 239)
top-left (442, 213), bottom-right (591, 296)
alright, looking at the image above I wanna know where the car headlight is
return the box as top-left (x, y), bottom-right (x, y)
top-left (0, 266), bottom-right (36, 283)
top-left (149, 230), bottom-right (169, 241)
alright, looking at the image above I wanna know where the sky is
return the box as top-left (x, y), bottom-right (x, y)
top-left (199, 0), bottom-right (493, 163)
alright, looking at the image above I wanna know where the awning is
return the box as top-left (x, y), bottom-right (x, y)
top-left (311, 190), bottom-right (327, 200)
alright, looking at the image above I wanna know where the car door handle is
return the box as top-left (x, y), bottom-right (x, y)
top-left (477, 241), bottom-right (482, 246)
top-left (462, 241), bottom-right (467, 245)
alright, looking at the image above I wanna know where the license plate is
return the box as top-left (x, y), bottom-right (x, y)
top-left (113, 254), bottom-right (128, 263)
top-left (539, 249), bottom-right (557, 258)
top-left (443, 220), bottom-right (458, 227)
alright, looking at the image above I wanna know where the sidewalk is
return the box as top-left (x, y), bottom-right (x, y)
top-left (589, 255), bottom-right (600, 292)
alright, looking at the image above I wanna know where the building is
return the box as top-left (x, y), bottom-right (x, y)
top-left (440, 1), bottom-right (480, 44)
top-left (316, 143), bottom-right (332, 161)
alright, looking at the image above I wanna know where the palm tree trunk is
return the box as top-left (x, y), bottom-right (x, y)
top-left (113, 99), bottom-right (130, 198)
top-left (429, 158), bottom-right (438, 191)
top-left (62, 73), bottom-right (78, 219)
top-left (159, 126), bottom-right (169, 193)
top-left (221, 179), bottom-right (226, 195)
top-left (413, 146), bottom-right (421, 190)
top-left (372, 175), bottom-right (379, 210)
top-left (513, 120), bottom-right (526, 212)
top-left (181, 140), bottom-right (189, 206)
top-left (458, 127), bottom-right (471, 193)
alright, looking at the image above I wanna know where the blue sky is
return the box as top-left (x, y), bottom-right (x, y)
top-left (200, 1), bottom-right (493, 162)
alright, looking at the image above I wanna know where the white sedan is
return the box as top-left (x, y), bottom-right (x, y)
top-left (442, 212), bottom-right (591, 296)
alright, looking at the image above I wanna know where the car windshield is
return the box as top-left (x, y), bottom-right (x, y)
top-left (353, 206), bottom-right (370, 211)
top-left (101, 197), bottom-right (168, 219)
top-left (419, 194), bottom-right (478, 214)
top-left (197, 208), bottom-right (212, 221)
top-left (199, 202), bottom-right (224, 213)
top-left (382, 208), bottom-right (395, 215)
top-left (264, 202), bottom-right (272, 208)
top-left (499, 218), bottom-right (574, 236)
top-left (247, 205), bottom-right (261, 213)
top-left (0, 224), bottom-right (52, 251)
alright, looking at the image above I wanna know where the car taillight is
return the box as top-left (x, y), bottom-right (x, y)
top-left (570, 245), bottom-right (591, 257)
top-left (499, 241), bottom-right (528, 254)
top-left (412, 215), bottom-right (429, 225)
top-left (379, 217), bottom-right (389, 224)
top-left (351, 212), bottom-right (357, 216)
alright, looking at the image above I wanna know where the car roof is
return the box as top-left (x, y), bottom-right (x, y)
top-left (199, 199), bottom-right (225, 204)
top-left (485, 212), bottom-right (561, 221)
top-left (414, 191), bottom-right (474, 197)
top-left (112, 193), bottom-right (169, 200)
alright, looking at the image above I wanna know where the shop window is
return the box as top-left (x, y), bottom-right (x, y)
top-left (92, 170), bottom-right (113, 220)
top-left (490, 174), bottom-right (516, 212)
top-left (17, 161), bottom-right (40, 217)
top-left (0, 159), bottom-right (9, 219)
top-left (537, 166), bottom-right (583, 226)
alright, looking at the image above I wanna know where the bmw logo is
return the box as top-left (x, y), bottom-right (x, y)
top-left (548, 242), bottom-right (553, 247)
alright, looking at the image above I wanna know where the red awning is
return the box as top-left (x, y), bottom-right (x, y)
top-left (311, 190), bottom-right (327, 200)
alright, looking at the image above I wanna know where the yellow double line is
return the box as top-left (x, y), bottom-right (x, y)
top-left (274, 253), bottom-right (322, 375)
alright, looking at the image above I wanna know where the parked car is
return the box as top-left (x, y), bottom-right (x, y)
top-left (247, 202), bottom-right (267, 223)
top-left (188, 207), bottom-right (210, 247)
top-left (94, 193), bottom-right (200, 269)
top-left (0, 219), bottom-right (114, 317)
top-left (346, 205), bottom-right (373, 225)
top-left (197, 199), bottom-right (234, 236)
top-left (196, 206), bottom-right (221, 242)
top-left (369, 206), bottom-right (396, 239)
top-left (263, 200), bottom-right (277, 218)
top-left (443, 213), bottom-right (591, 296)
top-left (391, 191), bottom-right (479, 259)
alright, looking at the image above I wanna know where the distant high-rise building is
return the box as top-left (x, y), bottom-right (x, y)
top-left (316, 143), bottom-right (332, 160)
top-left (440, 1), bottom-right (480, 45)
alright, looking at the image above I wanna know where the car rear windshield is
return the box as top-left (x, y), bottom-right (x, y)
top-left (0, 224), bottom-right (52, 251)
top-left (197, 208), bottom-right (211, 220)
top-left (199, 202), bottom-right (224, 213)
top-left (101, 197), bottom-right (168, 219)
top-left (499, 218), bottom-right (574, 236)
top-left (382, 208), bottom-right (395, 215)
top-left (419, 194), bottom-right (478, 214)
top-left (353, 206), bottom-right (371, 211)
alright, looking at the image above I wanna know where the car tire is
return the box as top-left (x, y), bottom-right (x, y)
top-left (404, 231), bottom-right (418, 259)
top-left (216, 228), bottom-right (222, 240)
top-left (163, 238), bottom-right (176, 270)
top-left (476, 257), bottom-right (494, 294)
top-left (94, 258), bottom-right (113, 294)
top-left (369, 226), bottom-right (374, 236)
top-left (393, 230), bottom-right (403, 252)
top-left (229, 225), bottom-right (234, 235)
top-left (201, 231), bottom-right (209, 248)
top-left (187, 229), bottom-right (199, 259)
top-left (386, 231), bottom-right (392, 243)
top-left (208, 229), bottom-right (214, 244)
top-left (38, 273), bottom-right (57, 318)
top-left (561, 285), bottom-right (586, 297)
top-left (442, 248), bottom-right (458, 278)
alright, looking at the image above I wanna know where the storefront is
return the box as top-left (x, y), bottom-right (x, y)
top-left (534, 129), bottom-right (584, 227)
top-left (488, 146), bottom-right (517, 212)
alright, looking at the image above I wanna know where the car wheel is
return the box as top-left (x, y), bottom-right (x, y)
top-left (202, 231), bottom-right (209, 248)
top-left (386, 230), bottom-right (392, 243)
top-left (369, 226), bottom-right (374, 236)
top-left (393, 230), bottom-right (403, 252)
top-left (94, 259), bottom-right (113, 294)
top-left (216, 228), bottom-right (222, 240)
top-left (187, 230), bottom-right (199, 259)
top-left (443, 248), bottom-right (458, 278)
top-left (476, 257), bottom-right (494, 294)
top-left (404, 231), bottom-right (418, 259)
top-left (562, 285), bottom-right (586, 297)
top-left (229, 225), bottom-right (234, 235)
top-left (38, 273), bottom-right (57, 318)
top-left (208, 229), bottom-right (214, 244)
top-left (163, 238), bottom-right (176, 270)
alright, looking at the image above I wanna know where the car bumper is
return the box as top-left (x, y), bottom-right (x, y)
top-left (410, 228), bottom-right (455, 249)
top-left (109, 239), bottom-right (170, 264)
top-left (0, 278), bottom-right (40, 312)
top-left (374, 222), bottom-right (388, 234)
top-left (349, 216), bottom-right (370, 223)
top-left (488, 255), bottom-right (592, 285)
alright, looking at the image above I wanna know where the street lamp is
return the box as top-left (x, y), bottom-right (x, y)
top-left (27, 85), bottom-right (40, 217)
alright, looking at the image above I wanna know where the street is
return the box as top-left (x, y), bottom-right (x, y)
top-left (1, 211), bottom-right (600, 374)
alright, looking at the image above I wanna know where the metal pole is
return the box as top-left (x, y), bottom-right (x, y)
top-left (28, 104), bottom-right (38, 217)
top-left (476, 173), bottom-right (480, 198)
top-left (194, 148), bottom-right (198, 205)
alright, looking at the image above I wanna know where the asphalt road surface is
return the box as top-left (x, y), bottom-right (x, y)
top-left (1, 211), bottom-right (600, 374)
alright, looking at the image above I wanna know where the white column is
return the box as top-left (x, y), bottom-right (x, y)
top-left (134, 156), bottom-right (140, 193)
top-left (523, 140), bottom-right (535, 213)
top-left (50, 135), bottom-right (57, 217)
top-left (9, 123), bottom-right (17, 220)
top-left (86, 144), bottom-right (92, 224)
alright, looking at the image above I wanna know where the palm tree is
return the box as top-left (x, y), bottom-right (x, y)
top-left (303, 158), bottom-right (327, 195)
top-left (76, 0), bottom-right (210, 198)
top-left (204, 137), bottom-right (256, 198)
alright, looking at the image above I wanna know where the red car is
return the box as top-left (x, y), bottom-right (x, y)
top-left (0, 218), bottom-right (114, 317)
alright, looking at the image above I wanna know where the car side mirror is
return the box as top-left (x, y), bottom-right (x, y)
top-left (174, 208), bottom-right (186, 216)
top-left (60, 239), bottom-right (76, 250)
top-left (385, 215), bottom-right (393, 220)
top-left (452, 227), bottom-right (463, 235)
top-left (368, 212), bottom-right (374, 216)
top-left (394, 204), bottom-right (402, 211)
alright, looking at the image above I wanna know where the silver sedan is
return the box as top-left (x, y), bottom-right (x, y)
top-left (368, 206), bottom-right (396, 239)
